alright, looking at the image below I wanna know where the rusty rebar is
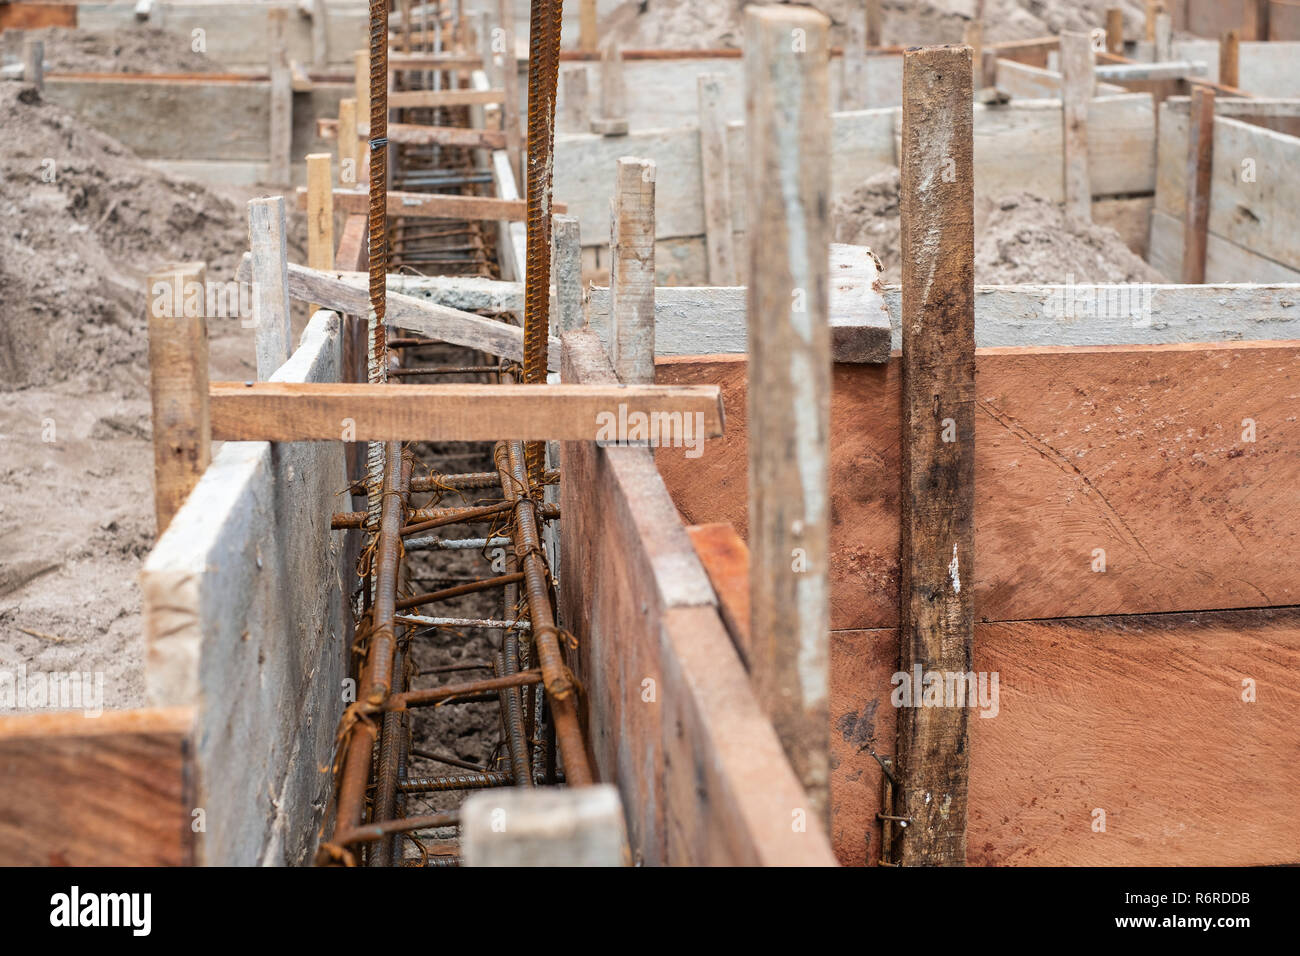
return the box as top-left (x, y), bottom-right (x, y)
top-left (386, 668), bottom-right (542, 709)
top-left (496, 650), bottom-right (533, 788)
top-left (398, 770), bottom-right (512, 793)
top-left (395, 571), bottom-right (525, 612)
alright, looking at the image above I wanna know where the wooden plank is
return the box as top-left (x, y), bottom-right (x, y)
top-left (1208, 115), bottom-right (1300, 269)
top-left (248, 196), bottom-right (293, 379)
top-left (1096, 60), bottom-right (1206, 81)
top-left (0, 3), bottom-right (75, 31)
top-left (697, 74), bottom-right (736, 286)
top-left (1238, 41), bottom-right (1300, 96)
top-left (303, 187), bottom-right (562, 221)
top-left (1061, 33), bottom-right (1094, 220)
top-left (1106, 7), bottom-right (1125, 54)
top-left (388, 86), bottom-right (504, 109)
top-left (1220, 29), bottom-right (1240, 89)
top-left (558, 329), bottom-right (833, 866)
top-left (235, 254), bottom-right (560, 369)
top-left (579, 0), bottom-right (597, 53)
top-left (1246, 0), bottom-right (1272, 39)
top-left (209, 381), bottom-right (725, 442)
top-left (147, 263), bottom-right (211, 538)
top-left (337, 97), bottom-right (357, 181)
top-left (336, 213), bottom-right (368, 272)
top-left (553, 214), bottom-right (585, 333)
top-left (268, 8), bottom-right (292, 185)
top-left (0, 708), bottom-right (194, 867)
top-left (1182, 86), bottom-right (1215, 282)
top-left (1150, 209), bottom-right (1300, 281)
top-left (832, 608), bottom-right (1300, 866)
top-left (309, 0), bottom-right (328, 68)
top-left (686, 522), bottom-right (752, 668)
top-left (608, 157), bottom-right (656, 384)
top-left (143, 312), bottom-right (350, 866)
top-left (655, 341), bottom-right (1300, 633)
top-left (591, 43), bottom-right (628, 135)
top-left (895, 44), bottom-right (975, 867)
top-left (1272, 0), bottom-right (1300, 40)
top-left (744, 2), bottom-right (832, 826)
top-left (306, 153), bottom-right (334, 315)
top-left (561, 66), bottom-right (589, 134)
top-left (383, 122), bottom-right (507, 149)
top-left (495, 0), bottom-right (521, 184)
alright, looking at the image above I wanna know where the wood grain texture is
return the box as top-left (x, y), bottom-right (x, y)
top-left (0, 708), bottom-right (195, 866)
top-left (895, 44), bottom-right (975, 866)
top-left (388, 87), bottom-right (504, 108)
top-left (305, 153), bottom-right (333, 315)
top-left (1182, 86), bottom-right (1215, 282)
top-left (209, 381), bottom-right (724, 442)
top-left (609, 158), bottom-right (656, 384)
top-left (1220, 29), bottom-right (1240, 89)
top-left (303, 187), bottom-right (563, 221)
top-left (247, 196), bottom-right (293, 379)
top-left (655, 341), bottom-right (1300, 630)
top-left (686, 522), bottom-right (752, 668)
top-left (697, 74), bottom-right (737, 286)
top-left (1060, 33), bottom-right (1094, 221)
top-left (744, 2), bottom-right (833, 824)
top-left (1106, 7), bottom-right (1125, 54)
top-left (831, 608), bottom-right (1300, 866)
top-left (337, 97), bottom-right (357, 174)
top-left (147, 264), bottom-right (210, 538)
top-left (267, 8), bottom-right (291, 185)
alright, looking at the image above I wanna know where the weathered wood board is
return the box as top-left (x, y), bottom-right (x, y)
top-left (0, 707), bottom-right (195, 866)
top-left (831, 608), bottom-right (1300, 866)
top-left (559, 330), bottom-right (834, 866)
top-left (656, 342), bottom-right (1300, 630)
top-left (141, 312), bottom-right (350, 866)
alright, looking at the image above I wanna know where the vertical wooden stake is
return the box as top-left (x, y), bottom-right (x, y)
top-left (248, 197), bottom-right (294, 379)
top-left (841, 3), bottom-right (869, 110)
top-left (310, 0), bottom-right (329, 69)
top-left (697, 73), bottom-right (737, 287)
top-left (338, 97), bottom-right (358, 184)
top-left (497, 0), bottom-right (523, 188)
top-left (268, 8), bottom-right (293, 186)
top-left (1182, 86), bottom-right (1215, 284)
top-left (592, 44), bottom-right (629, 136)
top-left (148, 263), bottom-right (210, 538)
top-left (963, 20), bottom-right (983, 89)
top-left (1220, 29), bottom-right (1240, 89)
top-left (1154, 11), bottom-right (1173, 62)
top-left (580, 0), bottom-right (598, 53)
top-left (866, 0), bottom-right (883, 47)
top-left (608, 157), bottom-right (655, 384)
top-left (1144, 0), bottom-right (1159, 43)
top-left (744, 3), bottom-right (832, 824)
top-left (23, 37), bottom-right (43, 91)
top-left (1105, 7), bottom-right (1125, 55)
top-left (1060, 31), bottom-right (1094, 222)
top-left (306, 153), bottom-right (335, 315)
top-left (553, 214), bottom-right (586, 333)
top-left (561, 67), bottom-right (590, 134)
top-left (896, 43), bottom-right (975, 868)
top-left (354, 49), bottom-right (370, 132)
top-left (1244, 0), bottom-right (1271, 41)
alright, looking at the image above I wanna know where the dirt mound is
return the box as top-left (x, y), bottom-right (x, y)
top-left (974, 192), bottom-right (1164, 285)
top-left (0, 84), bottom-right (259, 390)
top-left (832, 168), bottom-right (1161, 285)
top-left (3, 26), bottom-right (222, 74)
top-left (600, 0), bottom-right (1152, 50)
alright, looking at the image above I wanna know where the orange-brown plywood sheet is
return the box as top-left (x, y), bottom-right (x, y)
top-left (656, 343), bottom-right (1300, 629)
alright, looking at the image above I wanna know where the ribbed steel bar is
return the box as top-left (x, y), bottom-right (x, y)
top-left (398, 771), bottom-right (512, 793)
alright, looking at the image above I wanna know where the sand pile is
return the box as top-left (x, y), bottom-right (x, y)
top-left (832, 167), bottom-right (1163, 285)
top-left (600, 0), bottom-right (1153, 50)
top-left (2, 26), bottom-right (220, 74)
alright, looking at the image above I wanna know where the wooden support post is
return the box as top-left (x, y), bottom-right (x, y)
top-left (553, 214), bottom-right (585, 333)
top-left (841, 4), bottom-right (869, 109)
top-left (268, 8), bottom-right (292, 186)
top-left (561, 67), bottom-right (590, 134)
top-left (1154, 10), bottom-right (1173, 62)
top-left (354, 50), bottom-right (370, 178)
top-left (22, 37), bottom-right (42, 90)
top-left (1244, 0), bottom-right (1271, 41)
top-left (866, 0), bottom-right (883, 47)
top-left (964, 20), bottom-right (984, 89)
top-left (743, 4), bottom-right (831, 824)
top-left (1106, 7), bottom-right (1125, 55)
top-left (1060, 32), bottom-right (1094, 222)
top-left (496, 0), bottom-right (523, 189)
top-left (1220, 29), bottom-right (1240, 90)
top-left (1144, 0), bottom-right (1160, 43)
top-left (148, 263), bottom-right (211, 537)
top-left (896, 44), bottom-right (975, 868)
top-left (697, 74), bottom-right (737, 287)
top-left (337, 98), bottom-right (358, 184)
top-left (608, 158), bottom-right (655, 384)
top-left (248, 197), bottom-right (293, 379)
top-left (1182, 86), bottom-right (1215, 284)
top-left (309, 0), bottom-right (328, 68)
top-left (591, 44), bottom-right (628, 136)
top-left (580, 0), bottom-right (598, 53)
top-left (306, 153), bottom-right (334, 315)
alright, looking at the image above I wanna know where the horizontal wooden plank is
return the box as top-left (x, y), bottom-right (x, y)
top-left (210, 382), bottom-right (725, 442)
top-left (298, 188), bottom-right (565, 221)
top-left (1208, 116), bottom-right (1300, 269)
top-left (0, 707), bottom-right (194, 866)
top-left (831, 608), bottom-right (1300, 866)
top-left (346, 122), bottom-right (507, 150)
top-left (686, 523), bottom-right (752, 668)
top-left (1149, 211), bottom-right (1300, 284)
top-left (655, 341), bottom-right (1300, 629)
top-left (234, 256), bottom-right (559, 370)
top-left (388, 87), bottom-right (504, 108)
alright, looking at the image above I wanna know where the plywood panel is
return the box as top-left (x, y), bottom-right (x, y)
top-left (0, 708), bottom-right (193, 866)
top-left (831, 609), bottom-right (1300, 866)
top-left (656, 342), bottom-right (1300, 630)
